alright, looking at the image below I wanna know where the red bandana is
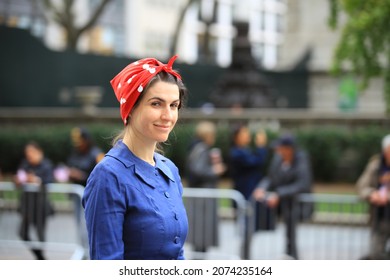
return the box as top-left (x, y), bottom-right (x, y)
top-left (110, 55), bottom-right (182, 125)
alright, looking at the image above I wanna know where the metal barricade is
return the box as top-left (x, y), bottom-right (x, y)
top-left (182, 187), bottom-right (248, 259)
top-left (247, 193), bottom-right (371, 260)
top-left (0, 182), bottom-right (86, 260)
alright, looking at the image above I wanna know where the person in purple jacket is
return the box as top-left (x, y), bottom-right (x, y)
top-left (82, 56), bottom-right (189, 260)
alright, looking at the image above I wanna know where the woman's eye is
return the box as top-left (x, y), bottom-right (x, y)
top-left (151, 102), bottom-right (161, 107)
top-left (171, 103), bottom-right (179, 108)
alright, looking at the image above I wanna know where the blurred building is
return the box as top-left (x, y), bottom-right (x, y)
top-left (276, 0), bottom-right (385, 113)
top-left (0, 0), bottom-right (384, 113)
top-left (0, 0), bottom-right (286, 69)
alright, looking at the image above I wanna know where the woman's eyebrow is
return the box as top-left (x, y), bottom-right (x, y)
top-left (147, 97), bottom-right (180, 103)
top-left (147, 97), bottom-right (165, 102)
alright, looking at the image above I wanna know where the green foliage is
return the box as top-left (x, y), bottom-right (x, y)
top-left (296, 126), bottom-right (383, 182)
top-left (0, 123), bottom-right (385, 183)
top-left (329, 0), bottom-right (390, 112)
top-left (0, 123), bottom-right (121, 174)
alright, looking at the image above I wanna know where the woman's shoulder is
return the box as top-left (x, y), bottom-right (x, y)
top-left (92, 154), bottom-right (127, 175)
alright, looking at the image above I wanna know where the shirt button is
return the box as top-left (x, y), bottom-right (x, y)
top-left (164, 192), bottom-right (170, 198)
top-left (174, 236), bottom-right (180, 244)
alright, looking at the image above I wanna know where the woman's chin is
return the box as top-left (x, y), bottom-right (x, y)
top-left (154, 134), bottom-right (170, 143)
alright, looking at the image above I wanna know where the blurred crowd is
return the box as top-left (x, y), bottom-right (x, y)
top-left (1, 123), bottom-right (389, 260)
top-left (185, 121), bottom-right (390, 260)
top-left (10, 127), bottom-right (104, 260)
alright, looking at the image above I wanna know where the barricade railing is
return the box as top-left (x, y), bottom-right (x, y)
top-left (182, 187), bottom-right (248, 259)
top-left (247, 192), bottom-right (371, 260)
top-left (0, 181), bottom-right (86, 260)
top-left (1, 181), bottom-right (373, 260)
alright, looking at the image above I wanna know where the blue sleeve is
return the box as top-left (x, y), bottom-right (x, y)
top-left (83, 163), bottom-right (126, 260)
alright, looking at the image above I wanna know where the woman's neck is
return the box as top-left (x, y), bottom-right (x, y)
top-left (123, 130), bottom-right (156, 166)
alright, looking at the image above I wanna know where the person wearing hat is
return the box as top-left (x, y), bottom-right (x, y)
top-left (253, 133), bottom-right (312, 259)
top-left (356, 135), bottom-right (390, 259)
top-left (82, 55), bottom-right (189, 260)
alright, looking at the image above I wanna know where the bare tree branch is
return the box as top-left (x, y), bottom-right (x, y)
top-left (40, 0), bottom-right (113, 50)
top-left (169, 0), bottom-right (199, 56)
top-left (78, 0), bottom-right (112, 35)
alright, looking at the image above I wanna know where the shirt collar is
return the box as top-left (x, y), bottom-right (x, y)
top-left (106, 141), bottom-right (175, 187)
top-left (154, 153), bottom-right (175, 182)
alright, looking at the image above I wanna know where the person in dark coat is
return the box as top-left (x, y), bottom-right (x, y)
top-left (253, 134), bottom-right (312, 259)
top-left (230, 124), bottom-right (268, 200)
top-left (67, 127), bottom-right (104, 187)
top-left (186, 121), bottom-right (226, 254)
top-left (15, 141), bottom-right (54, 260)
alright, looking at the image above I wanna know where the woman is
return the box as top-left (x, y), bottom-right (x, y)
top-left (230, 124), bottom-right (267, 200)
top-left (230, 125), bottom-right (272, 237)
top-left (185, 121), bottom-right (225, 253)
top-left (15, 141), bottom-right (54, 260)
top-left (82, 55), bottom-right (189, 260)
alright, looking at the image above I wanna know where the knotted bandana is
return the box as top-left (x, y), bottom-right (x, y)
top-left (110, 55), bottom-right (182, 125)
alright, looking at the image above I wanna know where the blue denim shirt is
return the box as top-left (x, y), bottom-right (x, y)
top-left (82, 141), bottom-right (188, 260)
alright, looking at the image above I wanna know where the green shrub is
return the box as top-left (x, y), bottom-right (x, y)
top-left (0, 123), bottom-right (122, 174)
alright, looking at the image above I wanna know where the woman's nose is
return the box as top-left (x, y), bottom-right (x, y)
top-left (161, 106), bottom-right (173, 120)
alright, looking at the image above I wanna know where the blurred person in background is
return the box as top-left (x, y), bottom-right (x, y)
top-left (187, 121), bottom-right (226, 189)
top-left (64, 127), bottom-right (104, 249)
top-left (356, 134), bottom-right (390, 259)
top-left (83, 55), bottom-right (188, 259)
top-left (67, 127), bottom-right (104, 187)
top-left (229, 124), bottom-right (269, 258)
top-left (14, 141), bottom-right (54, 260)
top-left (253, 134), bottom-right (312, 259)
top-left (230, 124), bottom-right (268, 200)
top-left (186, 121), bottom-right (226, 254)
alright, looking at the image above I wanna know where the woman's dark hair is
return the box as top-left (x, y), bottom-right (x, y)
top-left (230, 123), bottom-right (247, 147)
top-left (25, 141), bottom-right (43, 152)
top-left (112, 71), bottom-right (188, 146)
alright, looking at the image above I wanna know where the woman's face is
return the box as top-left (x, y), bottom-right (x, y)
top-left (25, 145), bottom-right (43, 166)
top-left (129, 81), bottom-right (180, 144)
top-left (235, 127), bottom-right (251, 147)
